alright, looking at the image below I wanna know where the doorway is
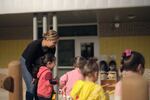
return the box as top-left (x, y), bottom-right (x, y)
top-left (58, 36), bottom-right (100, 77)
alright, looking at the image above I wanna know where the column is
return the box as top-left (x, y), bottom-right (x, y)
top-left (52, 13), bottom-right (58, 78)
top-left (52, 13), bottom-right (58, 100)
top-left (33, 14), bottom-right (38, 40)
top-left (42, 13), bottom-right (48, 33)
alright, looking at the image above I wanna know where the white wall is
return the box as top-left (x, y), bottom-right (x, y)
top-left (0, 0), bottom-right (150, 14)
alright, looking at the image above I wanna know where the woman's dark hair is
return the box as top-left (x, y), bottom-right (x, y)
top-left (40, 54), bottom-right (56, 66)
top-left (82, 58), bottom-right (99, 77)
top-left (73, 56), bottom-right (87, 70)
top-left (121, 49), bottom-right (145, 72)
top-left (99, 60), bottom-right (109, 72)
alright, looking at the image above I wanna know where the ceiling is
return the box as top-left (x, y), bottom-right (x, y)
top-left (0, 6), bottom-right (150, 27)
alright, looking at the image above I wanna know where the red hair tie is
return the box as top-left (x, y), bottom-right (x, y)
top-left (123, 49), bottom-right (132, 57)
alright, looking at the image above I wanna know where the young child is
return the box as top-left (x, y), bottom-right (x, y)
top-left (70, 58), bottom-right (106, 100)
top-left (114, 49), bottom-right (149, 100)
top-left (36, 54), bottom-right (57, 100)
top-left (59, 56), bottom-right (87, 99)
top-left (99, 60), bottom-right (109, 72)
top-left (108, 60), bottom-right (118, 80)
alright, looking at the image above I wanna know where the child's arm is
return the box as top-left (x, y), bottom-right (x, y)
top-left (50, 79), bottom-right (58, 85)
top-left (45, 72), bottom-right (58, 85)
top-left (59, 73), bottom-right (68, 89)
top-left (114, 81), bottom-right (122, 100)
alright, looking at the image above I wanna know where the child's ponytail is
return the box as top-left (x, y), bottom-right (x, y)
top-left (121, 49), bottom-right (145, 72)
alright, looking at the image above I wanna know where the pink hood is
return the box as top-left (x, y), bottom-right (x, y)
top-left (37, 66), bottom-right (49, 78)
top-left (37, 66), bottom-right (53, 98)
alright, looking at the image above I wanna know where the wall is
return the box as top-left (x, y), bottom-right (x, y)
top-left (0, 26), bottom-right (32, 40)
top-left (0, 40), bottom-right (31, 67)
top-left (100, 36), bottom-right (150, 68)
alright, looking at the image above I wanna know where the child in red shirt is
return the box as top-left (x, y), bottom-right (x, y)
top-left (37, 54), bottom-right (56, 100)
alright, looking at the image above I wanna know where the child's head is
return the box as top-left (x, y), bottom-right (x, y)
top-left (121, 49), bottom-right (145, 75)
top-left (41, 54), bottom-right (56, 70)
top-left (109, 60), bottom-right (117, 71)
top-left (99, 60), bottom-right (109, 72)
top-left (73, 56), bottom-right (87, 70)
top-left (82, 58), bottom-right (99, 82)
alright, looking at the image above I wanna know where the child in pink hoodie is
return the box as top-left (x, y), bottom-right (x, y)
top-left (59, 56), bottom-right (87, 99)
top-left (37, 54), bottom-right (57, 100)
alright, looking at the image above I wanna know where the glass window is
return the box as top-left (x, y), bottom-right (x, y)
top-left (58, 25), bottom-right (97, 36)
top-left (58, 40), bottom-right (75, 66)
top-left (81, 42), bottom-right (94, 59)
top-left (38, 27), bottom-right (43, 39)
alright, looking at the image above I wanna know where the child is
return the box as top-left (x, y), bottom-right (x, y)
top-left (36, 54), bottom-right (57, 100)
top-left (59, 56), bottom-right (87, 99)
top-left (108, 60), bottom-right (117, 72)
top-left (99, 60), bottom-right (109, 72)
top-left (71, 58), bottom-right (106, 100)
top-left (108, 60), bottom-right (118, 80)
top-left (114, 49), bottom-right (149, 100)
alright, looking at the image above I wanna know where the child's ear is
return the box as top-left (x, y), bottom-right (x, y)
top-left (137, 64), bottom-right (144, 75)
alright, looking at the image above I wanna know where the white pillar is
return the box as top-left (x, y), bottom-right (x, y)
top-left (52, 13), bottom-right (58, 78)
top-left (52, 13), bottom-right (58, 100)
top-left (33, 14), bottom-right (38, 40)
top-left (42, 13), bottom-right (48, 33)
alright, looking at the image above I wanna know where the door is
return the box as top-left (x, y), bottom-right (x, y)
top-left (75, 37), bottom-right (100, 59)
top-left (58, 36), bottom-right (100, 77)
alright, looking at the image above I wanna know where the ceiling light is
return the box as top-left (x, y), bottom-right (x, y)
top-left (128, 15), bottom-right (136, 19)
top-left (114, 22), bottom-right (120, 28)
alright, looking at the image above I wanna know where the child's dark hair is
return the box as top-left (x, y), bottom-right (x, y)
top-left (109, 60), bottom-right (116, 66)
top-left (121, 49), bottom-right (145, 72)
top-left (73, 56), bottom-right (87, 70)
top-left (40, 54), bottom-right (56, 66)
top-left (32, 54), bottom-right (55, 78)
top-left (99, 60), bottom-right (109, 72)
top-left (109, 60), bottom-right (117, 71)
top-left (82, 58), bottom-right (99, 77)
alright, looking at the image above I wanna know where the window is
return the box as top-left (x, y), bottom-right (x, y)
top-left (81, 42), bottom-right (94, 59)
top-left (58, 25), bottom-right (97, 36)
top-left (58, 40), bottom-right (75, 66)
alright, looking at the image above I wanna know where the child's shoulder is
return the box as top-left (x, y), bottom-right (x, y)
top-left (67, 68), bottom-right (80, 75)
top-left (94, 84), bottom-right (104, 92)
top-left (73, 80), bottom-right (85, 88)
top-left (75, 80), bottom-right (84, 84)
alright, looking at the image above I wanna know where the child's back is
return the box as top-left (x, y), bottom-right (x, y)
top-left (37, 66), bottom-right (53, 98)
top-left (59, 56), bottom-right (86, 96)
top-left (115, 49), bottom-right (149, 100)
top-left (60, 68), bottom-right (83, 96)
top-left (71, 58), bottom-right (106, 100)
top-left (71, 80), bottom-right (105, 100)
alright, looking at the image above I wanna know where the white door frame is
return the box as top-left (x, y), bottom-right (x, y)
top-left (60, 36), bottom-right (100, 59)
